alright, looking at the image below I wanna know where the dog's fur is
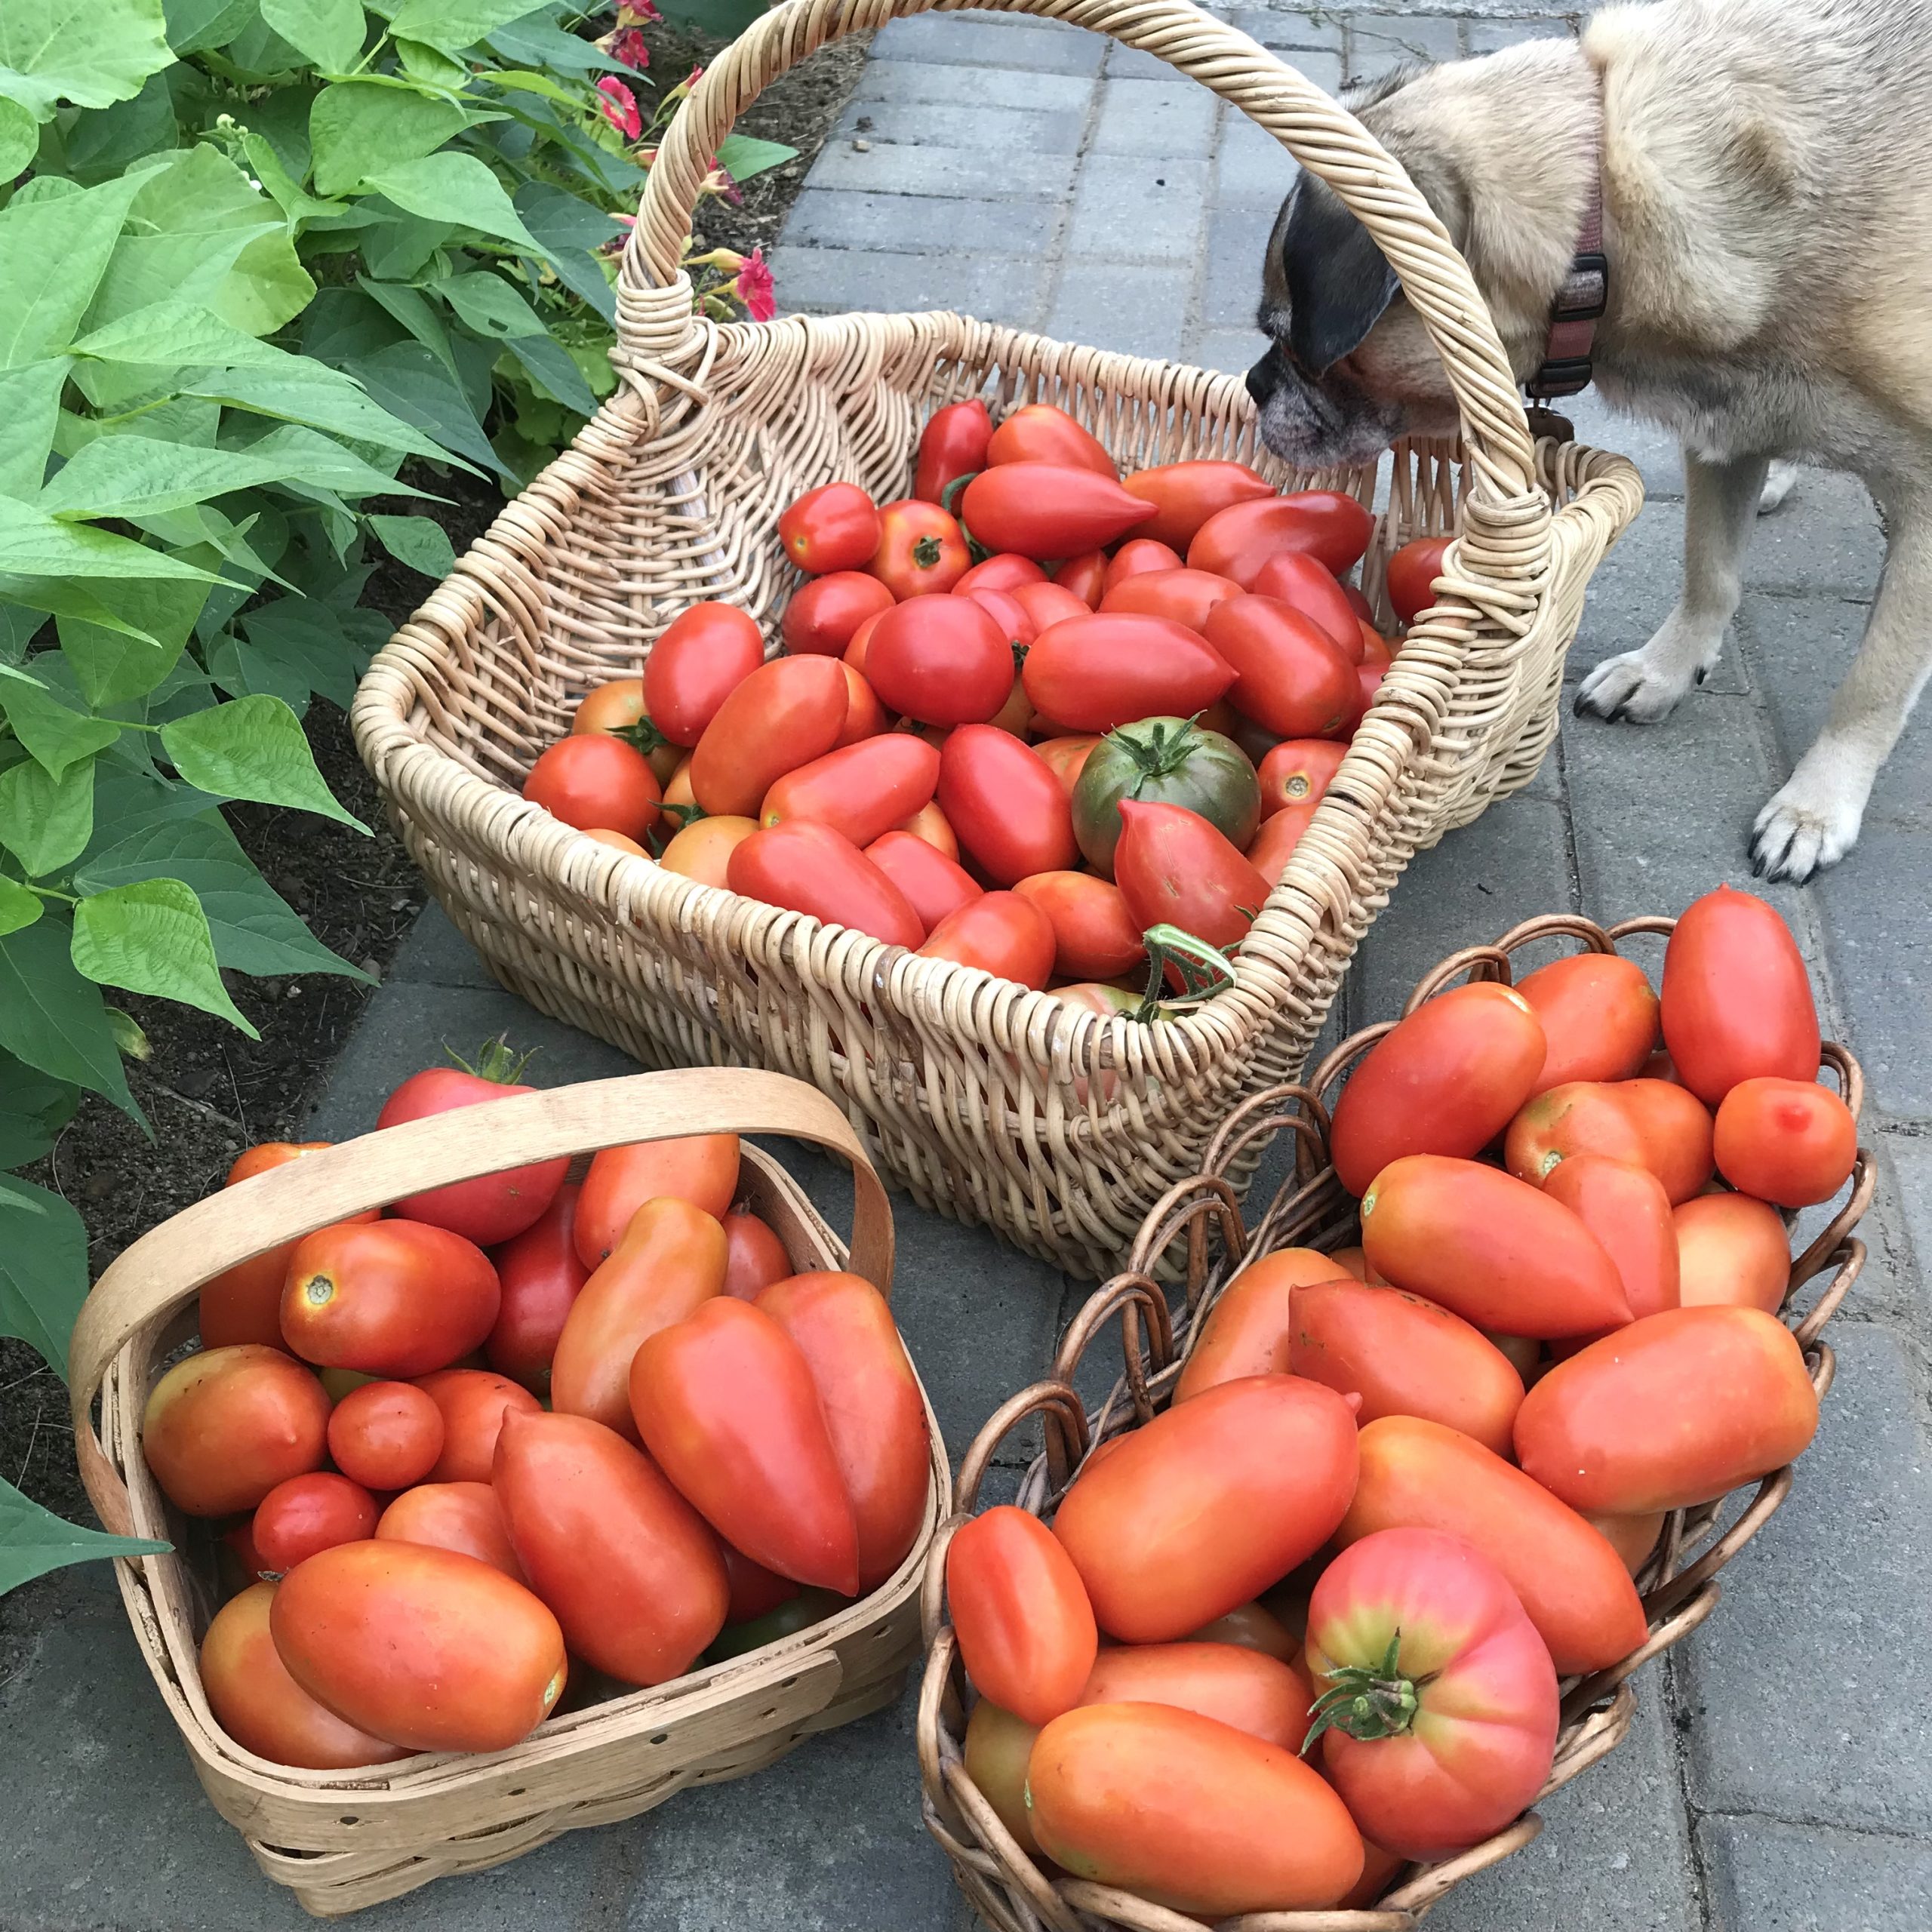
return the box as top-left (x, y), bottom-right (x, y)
top-left (1248, 0), bottom-right (1932, 881)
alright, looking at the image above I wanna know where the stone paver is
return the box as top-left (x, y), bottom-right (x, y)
top-left (11, 5), bottom-right (1932, 1930)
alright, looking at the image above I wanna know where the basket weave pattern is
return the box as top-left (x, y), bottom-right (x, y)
top-left (351, 0), bottom-right (1644, 1278)
top-left (67, 1069), bottom-right (951, 1918)
top-left (916, 915), bottom-right (1872, 1931)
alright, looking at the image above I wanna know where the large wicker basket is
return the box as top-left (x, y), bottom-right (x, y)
top-left (917, 914), bottom-right (1872, 1930)
top-left (351, 0), bottom-right (1644, 1280)
top-left (67, 1068), bottom-right (951, 1917)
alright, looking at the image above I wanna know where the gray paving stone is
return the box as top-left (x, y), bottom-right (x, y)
top-left (835, 97), bottom-right (1087, 154)
top-left (1679, 1323), bottom-right (1932, 1838)
top-left (851, 57), bottom-right (1096, 111)
top-left (783, 189), bottom-right (1060, 257)
top-left (1566, 500), bottom-right (1749, 688)
top-left (385, 896), bottom-right (500, 989)
top-left (1064, 154), bottom-right (1212, 263)
top-left (1220, 8), bottom-right (1345, 52)
top-left (803, 141), bottom-right (1077, 201)
top-left (1193, 325), bottom-right (1269, 374)
top-left (1345, 10), bottom-right (1466, 76)
top-left (1256, 43), bottom-right (1344, 94)
top-left (869, 14), bottom-right (1106, 73)
top-left (1744, 466), bottom-right (1885, 594)
top-left (1466, 14), bottom-right (1574, 53)
top-left (1203, 202), bottom-right (1275, 327)
top-left (1102, 41), bottom-right (1183, 81)
top-left (1090, 76), bottom-right (1220, 155)
top-left (1563, 390), bottom-right (1685, 502)
top-left (1214, 106), bottom-right (1300, 207)
top-left (1700, 1815), bottom-right (1932, 1932)
top-left (770, 244), bottom-right (1051, 329)
top-left (1043, 263), bottom-right (1193, 361)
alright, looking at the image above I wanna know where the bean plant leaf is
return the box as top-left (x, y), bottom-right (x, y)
top-left (0, 100), bottom-right (36, 185)
top-left (0, 0), bottom-right (177, 120)
top-left (342, 340), bottom-right (514, 478)
top-left (483, 12), bottom-right (632, 74)
top-left (160, 693), bottom-right (369, 830)
top-left (358, 152), bottom-right (542, 252)
top-left (383, 0), bottom-right (546, 56)
top-left (369, 511), bottom-right (456, 577)
top-left (163, 0), bottom-right (260, 55)
top-left (0, 360), bottom-right (72, 501)
top-left (435, 269), bottom-right (546, 339)
top-left (0, 1050), bottom-right (79, 1165)
top-left (56, 577), bottom-right (209, 707)
top-left (186, 363), bottom-right (457, 464)
top-left (260, 0), bottom-right (366, 72)
top-left (69, 298), bottom-right (288, 371)
top-left (0, 876), bottom-right (44, 938)
top-left (0, 757), bottom-right (95, 876)
top-left (0, 681), bottom-right (122, 777)
top-left (0, 915), bottom-right (141, 1117)
top-left (309, 79), bottom-right (466, 198)
top-left (0, 172), bottom-right (146, 371)
top-left (0, 499), bottom-right (218, 580)
top-left (72, 877), bottom-right (260, 1035)
top-left (0, 1173), bottom-right (88, 1377)
top-left (0, 1475), bottom-right (170, 1594)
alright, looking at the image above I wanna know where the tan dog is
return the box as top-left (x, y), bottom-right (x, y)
top-left (1247, 0), bottom-right (1932, 881)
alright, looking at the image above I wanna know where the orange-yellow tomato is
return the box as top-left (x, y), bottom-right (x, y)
top-left (142, 1345), bottom-right (331, 1518)
top-left (947, 1505), bottom-right (1097, 1725)
top-left (377, 1481), bottom-right (527, 1582)
top-left (574, 1134), bottom-right (741, 1267)
top-left (658, 815), bottom-right (757, 888)
top-left (1078, 1641), bottom-right (1316, 1752)
top-left (961, 1700), bottom-right (1041, 1856)
top-left (1674, 1192), bottom-right (1790, 1312)
top-left (1173, 1249), bottom-right (1352, 1403)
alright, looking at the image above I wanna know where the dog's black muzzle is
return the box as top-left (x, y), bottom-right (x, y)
top-left (1245, 352), bottom-right (1283, 409)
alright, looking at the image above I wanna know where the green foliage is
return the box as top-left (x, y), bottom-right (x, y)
top-left (0, 0), bottom-right (795, 1589)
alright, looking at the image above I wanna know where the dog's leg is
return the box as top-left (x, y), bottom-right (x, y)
top-left (1574, 451), bottom-right (1769, 723)
top-left (1759, 460), bottom-right (1799, 515)
top-left (1751, 503), bottom-right (1932, 882)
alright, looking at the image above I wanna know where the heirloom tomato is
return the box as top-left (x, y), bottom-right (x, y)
top-left (728, 821), bottom-right (927, 948)
top-left (575, 1133), bottom-right (740, 1265)
top-left (1257, 738), bottom-right (1348, 818)
top-left (1102, 538), bottom-right (1184, 589)
top-left (863, 830), bottom-right (983, 931)
top-left (1660, 884), bottom-right (1820, 1103)
top-left (963, 1700), bottom-right (1041, 1855)
top-left (1053, 1375), bottom-right (1358, 1641)
top-left (690, 655), bottom-right (849, 817)
top-left (1673, 1192), bottom-right (1790, 1312)
top-left (282, 1222), bottom-right (500, 1377)
top-left (1514, 950), bottom-right (1660, 1091)
top-left (1097, 565), bottom-right (1243, 631)
top-left (416, 1367), bottom-right (541, 1482)
top-left (937, 726), bottom-right (1078, 884)
top-left (494, 1408), bottom-right (730, 1684)
top-left (1011, 579), bottom-right (1091, 632)
top-left (867, 498), bottom-right (971, 598)
top-left (1011, 872), bottom-right (1146, 980)
top-left (1248, 549), bottom-right (1363, 654)
top-left (954, 552), bottom-right (1044, 594)
top-left (1339, 1415), bottom-right (1650, 1674)
top-left (721, 1211), bottom-right (792, 1302)
top-left (377, 1481), bottom-right (526, 1581)
top-left (1359, 1155), bottom-right (1630, 1337)
top-left (485, 1180), bottom-right (587, 1391)
top-left (1306, 1528), bottom-right (1558, 1863)
top-left (915, 398), bottom-right (992, 503)
top-left (918, 891), bottom-right (1057, 988)
top-left (630, 1297), bottom-right (860, 1593)
top-left (863, 594), bottom-right (1013, 726)
top-left (522, 735), bottom-right (660, 841)
top-left (1714, 1076), bottom-right (1857, 1206)
top-left (759, 734), bottom-right (941, 847)
top-left (272, 1540), bottom-right (565, 1752)
top-left (1515, 1306), bottom-right (1819, 1513)
top-left (643, 602), bottom-right (764, 747)
top-left (1026, 1703), bottom-right (1364, 1915)
top-left (960, 466), bottom-right (1154, 558)
top-left (1078, 1641), bottom-right (1315, 1752)
top-left (1112, 798), bottom-right (1270, 953)
top-left (1617, 1078), bottom-right (1718, 1201)
top-left (658, 814), bottom-right (757, 888)
top-left (325, 1380), bottom-right (445, 1490)
top-left (1328, 981), bottom-right (1548, 1197)
top-left (947, 1504), bottom-right (1097, 1724)
top-left (202, 1583), bottom-right (409, 1768)
top-left (1022, 614), bottom-right (1234, 733)
top-left (1204, 595), bottom-right (1358, 738)
top-left (780, 570), bottom-right (894, 655)
top-left (1069, 715), bottom-right (1260, 874)
top-left (1188, 491), bottom-right (1375, 584)
top-left (251, 1472), bottom-right (377, 1574)
top-left (1171, 1247), bottom-right (1351, 1404)
top-left (1383, 536), bottom-right (1451, 625)
top-left (1119, 459), bottom-right (1274, 550)
top-left (551, 1195), bottom-right (728, 1438)
top-left (780, 481), bottom-right (881, 574)
top-left (986, 402), bottom-right (1115, 474)
top-left (1542, 1155), bottom-right (1680, 1323)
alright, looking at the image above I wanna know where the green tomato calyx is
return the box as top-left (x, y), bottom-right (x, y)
top-left (1302, 1631), bottom-right (1423, 1752)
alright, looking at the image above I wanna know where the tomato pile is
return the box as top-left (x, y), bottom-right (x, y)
top-left (518, 398), bottom-right (1454, 998)
top-left (944, 884), bottom-right (1852, 1915)
top-left (148, 1046), bottom-right (931, 1766)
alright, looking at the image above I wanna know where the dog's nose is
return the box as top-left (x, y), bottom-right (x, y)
top-left (1245, 354), bottom-right (1280, 408)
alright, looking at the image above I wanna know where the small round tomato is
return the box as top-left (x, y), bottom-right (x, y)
top-left (986, 402), bottom-right (1115, 475)
top-left (1119, 460), bottom-right (1275, 551)
top-left (1189, 491), bottom-right (1375, 584)
top-left (1674, 1191), bottom-right (1790, 1312)
top-left (1616, 1078), bottom-right (1719, 1201)
top-left (643, 601), bottom-right (765, 748)
top-left (1714, 1077), bottom-right (1857, 1206)
top-left (1102, 539), bottom-right (1184, 591)
top-left (961, 466), bottom-right (1155, 559)
top-left (1113, 798), bottom-right (1269, 953)
top-left (948, 1505), bottom-right (1097, 1724)
top-left (659, 814), bottom-right (758, 888)
top-left (570, 679), bottom-right (681, 781)
top-left (1023, 614), bottom-right (1235, 734)
top-left (1257, 738), bottom-right (1348, 818)
top-left (780, 481), bottom-right (880, 574)
top-left (1384, 536), bottom-right (1451, 626)
top-left (867, 498), bottom-right (970, 598)
top-left (759, 734), bottom-right (941, 847)
top-left (326, 1379), bottom-right (446, 1490)
top-left (954, 552), bottom-right (1046, 594)
top-left (251, 1472), bottom-right (378, 1574)
top-left (486, 1180), bottom-right (588, 1392)
top-left (1012, 871), bottom-right (1146, 980)
top-left (1248, 549), bottom-right (1362, 654)
top-left (1515, 950), bottom-right (1660, 1091)
top-left (377, 1480), bottom-right (526, 1580)
top-left (863, 829), bottom-right (982, 931)
top-left (780, 570), bottom-right (894, 656)
top-left (523, 735), bottom-right (661, 841)
top-left (721, 1211), bottom-right (792, 1302)
top-left (1204, 595), bottom-right (1358, 739)
top-left (689, 654), bottom-right (850, 818)
top-left (918, 890), bottom-right (1057, 988)
top-left (937, 725), bottom-right (1078, 885)
top-left (143, 1346), bottom-right (330, 1518)
top-left (915, 398), bottom-right (992, 503)
top-left (1098, 565), bottom-right (1243, 631)
top-left (863, 594), bottom-right (1013, 726)
top-left (416, 1367), bottom-right (543, 1481)
top-left (1071, 714), bottom-right (1260, 873)
top-left (728, 820), bottom-right (927, 947)
top-left (284, 1223), bottom-right (500, 1377)
top-left (1032, 733), bottom-right (1102, 800)
top-left (575, 1134), bottom-right (740, 1266)
top-left (1543, 1153), bottom-right (1680, 1324)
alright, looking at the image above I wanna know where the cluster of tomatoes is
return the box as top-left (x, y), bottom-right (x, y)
top-left (943, 884), bottom-right (1852, 1918)
top-left (143, 1048), bottom-right (929, 1768)
top-left (518, 398), bottom-right (1452, 999)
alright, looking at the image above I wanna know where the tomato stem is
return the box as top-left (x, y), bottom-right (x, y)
top-left (1302, 1632), bottom-right (1422, 1752)
top-left (444, 1034), bottom-right (539, 1084)
top-left (1135, 924), bottom-right (1238, 1020)
top-left (610, 715), bottom-right (671, 757)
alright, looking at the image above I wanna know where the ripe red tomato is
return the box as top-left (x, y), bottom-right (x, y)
top-left (1112, 798), bottom-right (1269, 953)
top-left (863, 594), bottom-right (1013, 725)
top-left (755, 1269), bottom-right (931, 1591)
top-left (986, 402), bottom-right (1115, 475)
top-left (1356, 661), bottom-right (1387, 716)
top-left (690, 654), bottom-right (849, 817)
top-left (326, 1379), bottom-right (445, 1490)
top-left (918, 890), bottom-right (1057, 987)
top-left (963, 1700), bottom-right (1043, 1855)
top-left (1384, 537), bottom-right (1451, 626)
top-left (141, 1346), bottom-right (329, 1517)
top-left (915, 398), bottom-right (992, 503)
top-left (1543, 1154), bottom-right (1681, 1324)
top-left (1023, 614), bottom-right (1234, 733)
top-left (522, 734), bottom-right (660, 841)
top-left (842, 610), bottom-right (884, 677)
top-left (629, 1297), bottom-right (860, 1593)
top-left (947, 1505), bottom-right (1098, 1724)
top-left (1360, 1155), bottom-right (1631, 1337)
top-left (485, 1180), bottom-right (586, 1392)
top-left (954, 552), bottom-right (1045, 594)
top-left (1618, 1077), bottom-right (1719, 1201)
top-left (1070, 713), bottom-right (1260, 872)
top-left (780, 570), bottom-right (894, 655)
top-left (1505, 1078), bottom-right (1651, 1184)
top-left (643, 602), bottom-right (766, 748)
top-left (550, 1195), bottom-right (727, 1438)
top-left (572, 678), bottom-right (679, 781)
top-left (1515, 950), bottom-right (1660, 1091)
top-left (894, 798), bottom-right (958, 855)
top-left (1078, 1641), bottom-right (1316, 1752)
top-left (494, 1407), bottom-right (730, 1684)
top-left (833, 662), bottom-right (887, 745)
top-left (867, 498), bottom-right (971, 598)
top-left (202, 1582), bottom-right (409, 1768)
top-left (575, 1134), bottom-right (740, 1266)
top-left (1330, 982), bottom-right (1549, 1197)
top-left (1516, 1305), bottom-right (1819, 1512)
top-left (1032, 733), bottom-right (1102, 800)
top-left (377, 1480), bottom-right (527, 1581)
top-left (1247, 804), bottom-right (1316, 884)
top-left (415, 1367), bottom-right (542, 1482)
top-left (1012, 871), bottom-right (1146, 980)
top-left (1103, 539), bottom-right (1184, 590)
top-left (1358, 623), bottom-right (1393, 666)
top-left (1189, 491), bottom-right (1375, 584)
top-left (1248, 549), bottom-right (1362, 654)
top-left (1026, 1703), bottom-right (1364, 1914)
top-left (1660, 884), bottom-right (1820, 1104)
top-left (251, 1472), bottom-right (377, 1574)
top-left (378, 1055), bottom-right (570, 1246)
top-left (1171, 1249), bottom-right (1347, 1403)
top-left (1714, 1077), bottom-right (1857, 1205)
top-left (272, 1540), bottom-right (565, 1752)
top-left (1257, 739), bottom-right (1348, 819)
top-left (863, 829), bottom-right (983, 931)
top-left (722, 1543), bottom-right (800, 1623)
top-left (1675, 1192), bottom-right (1790, 1312)
top-left (721, 1211), bottom-right (792, 1302)
top-left (727, 820), bottom-right (927, 948)
top-left (960, 585), bottom-right (1036, 655)
top-left (759, 734), bottom-right (941, 846)
top-left (1307, 1527), bottom-right (1558, 1862)
top-left (1203, 594), bottom-right (1358, 738)
top-left (1119, 460), bottom-right (1275, 551)
top-left (961, 466), bottom-right (1155, 559)
top-left (780, 481), bottom-right (881, 574)
top-left (1004, 581), bottom-right (1084, 635)
top-left (937, 725), bottom-right (1078, 885)
top-left (1054, 1375), bottom-right (1358, 1641)
top-left (1340, 1415), bottom-right (1650, 1675)
top-left (1097, 565), bottom-right (1242, 632)
top-left (282, 1222), bottom-right (500, 1377)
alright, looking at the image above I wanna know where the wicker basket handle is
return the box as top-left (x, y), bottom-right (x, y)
top-left (69, 1067), bottom-right (891, 1534)
top-left (614, 0), bottom-right (1541, 504)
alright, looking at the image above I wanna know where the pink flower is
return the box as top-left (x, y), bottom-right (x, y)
top-left (733, 247), bottom-right (776, 323)
top-left (701, 165), bottom-right (743, 207)
top-left (617, 0), bottom-right (660, 23)
top-left (596, 75), bottom-right (642, 140)
top-left (611, 26), bottom-right (649, 69)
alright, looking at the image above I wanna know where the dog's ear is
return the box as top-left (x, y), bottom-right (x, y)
top-left (1278, 174), bottom-right (1401, 374)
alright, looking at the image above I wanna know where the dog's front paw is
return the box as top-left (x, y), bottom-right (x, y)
top-left (1749, 774), bottom-right (1866, 883)
top-left (1573, 649), bottom-right (1699, 724)
top-left (1758, 460), bottom-right (1799, 516)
